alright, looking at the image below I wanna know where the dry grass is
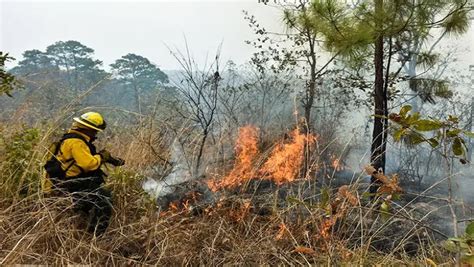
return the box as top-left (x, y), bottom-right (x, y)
top-left (0, 118), bottom-right (458, 265)
top-left (0, 175), bottom-right (455, 265)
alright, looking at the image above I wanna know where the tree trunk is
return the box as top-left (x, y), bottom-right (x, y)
top-left (467, 97), bottom-right (474, 162)
top-left (370, 0), bottom-right (386, 195)
top-left (302, 36), bottom-right (317, 178)
top-left (195, 129), bottom-right (209, 177)
top-left (303, 78), bottom-right (314, 133)
top-left (133, 84), bottom-right (141, 115)
top-left (303, 38), bottom-right (317, 134)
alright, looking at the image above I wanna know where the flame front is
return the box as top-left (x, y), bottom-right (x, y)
top-left (208, 125), bottom-right (259, 191)
top-left (208, 126), bottom-right (317, 191)
top-left (260, 129), bottom-right (316, 185)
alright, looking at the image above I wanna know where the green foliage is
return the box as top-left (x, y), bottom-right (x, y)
top-left (389, 105), bottom-right (473, 163)
top-left (467, 221), bottom-right (474, 237)
top-left (307, 0), bottom-right (374, 63)
top-left (408, 78), bottom-right (452, 103)
top-left (416, 52), bottom-right (439, 69)
top-left (14, 49), bottom-right (57, 73)
top-left (441, 9), bottom-right (470, 35)
top-left (320, 187), bottom-right (330, 210)
top-left (0, 52), bottom-right (20, 97)
top-left (46, 40), bottom-right (102, 71)
top-left (380, 201), bottom-right (391, 221)
top-left (413, 120), bottom-right (443, 131)
top-left (1, 127), bottom-right (40, 196)
top-left (110, 53), bottom-right (168, 90)
top-left (46, 41), bottom-right (107, 90)
top-left (444, 221), bottom-right (474, 265)
top-left (12, 40), bottom-right (107, 91)
top-left (306, 0), bottom-right (470, 59)
top-left (302, 0), bottom-right (470, 99)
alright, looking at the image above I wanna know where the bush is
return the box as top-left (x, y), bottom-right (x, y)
top-left (1, 126), bottom-right (40, 198)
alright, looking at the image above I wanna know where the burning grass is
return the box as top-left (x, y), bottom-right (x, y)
top-left (259, 128), bottom-right (317, 184)
top-left (208, 125), bottom-right (260, 191)
top-left (208, 125), bottom-right (317, 191)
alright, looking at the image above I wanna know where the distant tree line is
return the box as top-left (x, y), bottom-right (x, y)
top-left (1, 40), bottom-right (171, 122)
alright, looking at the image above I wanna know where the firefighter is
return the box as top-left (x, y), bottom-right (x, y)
top-left (43, 112), bottom-right (124, 236)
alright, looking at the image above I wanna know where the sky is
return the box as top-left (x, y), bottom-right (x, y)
top-left (0, 0), bottom-right (285, 70)
top-left (1, 0), bottom-right (473, 71)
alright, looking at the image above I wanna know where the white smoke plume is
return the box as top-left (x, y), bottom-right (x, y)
top-left (143, 139), bottom-right (192, 198)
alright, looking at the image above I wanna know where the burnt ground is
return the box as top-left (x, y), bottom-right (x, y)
top-left (153, 169), bottom-right (473, 256)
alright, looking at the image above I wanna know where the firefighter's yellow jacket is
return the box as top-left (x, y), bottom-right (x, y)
top-left (42, 129), bottom-right (103, 193)
top-left (57, 129), bottom-right (102, 177)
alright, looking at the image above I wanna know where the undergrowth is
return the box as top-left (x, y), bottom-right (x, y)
top-left (0, 123), bottom-right (458, 265)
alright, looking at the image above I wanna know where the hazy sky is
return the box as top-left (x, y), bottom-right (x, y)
top-left (1, 0), bottom-right (473, 71)
top-left (1, 0), bottom-right (284, 70)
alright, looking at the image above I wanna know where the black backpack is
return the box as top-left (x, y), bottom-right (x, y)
top-left (44, 133), bottom-right (94, 181)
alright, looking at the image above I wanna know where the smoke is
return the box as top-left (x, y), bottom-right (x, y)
top-left (457, 166), bottom-right (474, 204)
top-left (142, 139), bottom-right (192, 198)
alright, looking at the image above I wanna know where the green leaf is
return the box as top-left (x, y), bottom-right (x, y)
top-left (447, 129), bottom-right (462, 137)
top-left (448, 237), bottom-right (463, 243)
top-left (414, 120), bottom-right (443, 131)
top-left (393, 128), bottom-right (405, 142)
top-left (466, 221), bottom-right (474, 237)
top-left (380, 201), bottom-right (391, 221)
top-left (464, 131), bottom-right (474, 138)
top-left (399, 105), bottom-right (412, 118)
top-left (444, 239), bottom-right (458, 252)
top-left (391, 194), bottom-right (401, 201)
top-left (320, 187), bottom-right (330, 209)
top-left (427, 138), bottom-right (439, 148)
top-left (417, 52), bottom-right (439, 69)
top-left (448, 115), bottom-right (459, 124)
top-left (287, 196), bottom-right (305, 206)
top-left (361, 192), bottom-right (373, 199)
top-left (406, 132), bottom-right (425, 145)
top-left (407, 112), bottom-right (421, 124)
top-left (452, 137), bottom-right (464, 156)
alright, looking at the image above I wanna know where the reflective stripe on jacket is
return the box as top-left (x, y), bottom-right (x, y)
top-left (57, 129), bottom-right (102, 177)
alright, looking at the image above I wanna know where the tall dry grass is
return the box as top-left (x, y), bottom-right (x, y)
top-left (0, 81), bottom-right (460, 265)
top-left (0, 119), bottom-right (457, 265)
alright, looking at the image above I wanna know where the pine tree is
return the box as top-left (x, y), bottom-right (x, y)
top-left (293, 0), bottom-right (471, 193)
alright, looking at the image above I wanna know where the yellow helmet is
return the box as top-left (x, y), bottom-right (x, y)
top-left (73, 112), bottom-right (106, 132)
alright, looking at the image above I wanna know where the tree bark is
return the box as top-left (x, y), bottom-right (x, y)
top-left (133, 83), bottom-right (142, 115)
top-left (304, 74), bottom-right (316, 133)
top-left (304, 34), bottom-right (317, 134)
top-left (467, 97), bottom-right (474, 162)
top-left (195, 129), bottom-right (208, 177)
top-left (370, 0), bottom-right (387, 195)
top-left (302, 33), bottom-right (317, 178)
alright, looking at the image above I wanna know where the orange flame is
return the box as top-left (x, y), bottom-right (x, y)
top-left (160, 191), bottom-right (202, 216)
top-left (320, 217), bottom-right (336, 240)
top-left (330, 155), bottom-right (344, 171)
top-left (208, 126), bottom-right (317, 191)
top-left (208, 125), bottom-right (259, 191)
top-left (275, 223), bottom-right (289, 240)
top-left (260, 129), bottom-right (316, 185)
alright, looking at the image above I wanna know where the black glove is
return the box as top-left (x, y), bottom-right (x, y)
top-left (108, 156), bottom-right (125, 166)
top-left (99, 149), bottom-right (112, 162)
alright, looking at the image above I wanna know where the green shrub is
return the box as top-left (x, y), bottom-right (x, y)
top-left (1, 127), bottom-right (40, 197)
